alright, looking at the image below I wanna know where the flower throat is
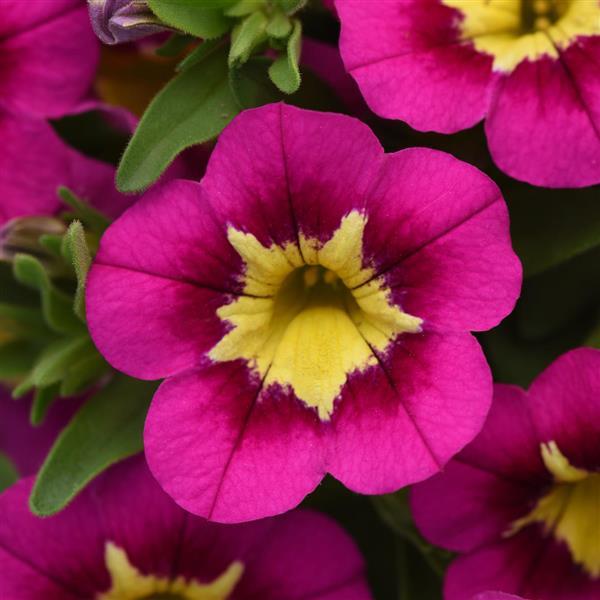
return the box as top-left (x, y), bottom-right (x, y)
top-left (521, 0), bottom-right (569, 32)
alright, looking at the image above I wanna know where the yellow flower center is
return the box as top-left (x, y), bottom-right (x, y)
top-left (507, 441), bottom-right (600, 577)
top-left (442, 0), bottom-right (600, 71)
top-left (98, 542), bottom-right (244, 600)
top-left (209, 211), bottom-right (422, 421)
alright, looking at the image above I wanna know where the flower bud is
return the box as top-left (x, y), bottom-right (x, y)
top-left (88, 0), bottom-right (167, 45)
top-left (0, 216), bottom-right (67, 273)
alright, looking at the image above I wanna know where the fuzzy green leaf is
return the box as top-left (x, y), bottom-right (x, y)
top-left (117, 44), bottom-right (239, 192)
top-left (268, 18), bottom-right (302, 93)
top-left (147, 0), bottom-right (234, 39)
top-left (229, 10), bottom-right (268, 67)
top-left (57, 187), bottom-right (110, 235)
top-left (29, 375), bottom-right (157, 516)
top-left (30, 384), bottom-right (61, 426)
top-left (63, 221), bottom-right (92, 322)
top-left (12, 255), bottom-right (83, 335)
top-left (266, 11), bottom-right (292, 38)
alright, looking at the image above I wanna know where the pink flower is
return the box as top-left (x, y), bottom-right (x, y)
top-left (0, 389), bottom-right (79, 478)
top-left (475, 595), bottom-right (527, 600)
top-left (0, 114), bottom-right (132, 225)
top-left (0, 0), bottom-right (99, 118)
top-left (335, 0), bottom-right (600, 188)
top-left (0, 456), bottom-right (372, 599)
top-left (86, 103), bottom-right (521, 523)
top-left (412, 348), bottom-right (600, 600)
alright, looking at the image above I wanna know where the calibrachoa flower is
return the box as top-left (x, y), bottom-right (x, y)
top-left (86, 103), bottom-right (521, 523)
top-left (0, 389), bottom-right (79, 478)
top-left (0, 456), bottom-right (372, 599)
top-left (411, 348), bottom-right (600, 600)
top-left (0, 0), bottom-right (99, 118)
top-left (336, 0), bottom-right (600, 188)
top-left (475, 595), bottom-right (527, 600)
top-left (0, 113), bottom-right (131, 225)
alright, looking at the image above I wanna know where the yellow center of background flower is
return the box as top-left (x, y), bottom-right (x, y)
top-left (443, 0), bottom-right (600, 71)
top-left (507, 441), bottom-right (600, 577)
top-left (209, 211), bottom-right (422, 421)
top-left (98, 542), bottom-right (244, 600)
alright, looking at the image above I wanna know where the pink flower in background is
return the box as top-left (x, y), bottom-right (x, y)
top-left (412, 348), bottom-right (600, 600)
top-left (0, 389), bottom-right (79, 479)
top-left (475, 594), bottom-right (528, 600)
top-left (0, 0), bottom-right (99, 119)
top-left (0, 114), bottom-right (132, 225)
top-left (0, 456), bottom-right (372, 600)
top-left (86, 103), bottom-right (521, 523)
top-left (336, 0), bottom-right (600, 188)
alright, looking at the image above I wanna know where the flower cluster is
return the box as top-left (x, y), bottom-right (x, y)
top-left (0, 1), bottom-right (597, 599)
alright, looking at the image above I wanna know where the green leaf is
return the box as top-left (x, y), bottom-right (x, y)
top-left (147, 0), bottom-right (234, 39)
top-left (155, 33), bottom-right (194, 57)
top-left (30, 383), bottom-right (61, 426)
top-left (117, 45), bottom-right (239, 192)
top-left (277, 0), bottom-right (308, 13)
top-left (29, 336), bottom-right (94, 390)
top-left (229, 11), bottom-right (268, 67)
top-left (59, 352), bottom-right (109, 397)
top-left (0, 452), bottom-right (18, 493)
top-left (0, 341), bottom-right (41, 380)
top-left (225, 0), bottom-right (262, 17)
top-left (12, 255), bottom-right (83, 335)
top-left (506, 183), bottom-right (600, 278)
top-left (515, 245), bottom-right (600, 341)
top-left (268, 18), bottom-right (302, 93)
top-left (372, 490), bottom-right (452, 576)
top-left (57, 187), bottom-right (110, 235)
top-left (30, 375), bottom-right (157, 516)
top-left (63, 221), bottom-right (92, 322)
top-left (0, 303), bottom-right (49, 340)
top-left (176, 38), bottom-right (225, 72)
top-left (266, 10), bottom-right (292, 38)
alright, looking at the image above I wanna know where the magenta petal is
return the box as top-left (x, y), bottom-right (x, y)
top-left (0, 114), bottom-right (132, 225)
top-left (144, 363), bottom-right (326, 523)
top-left (486, 54), bottom-right (600, 188)
top-left (527, 347), bottom-right (600, 471)
top-left (364, 148), bottom-right (521, 332)
top-left (86, 180), bottom-right (238, 379)
top-left (446, 530), bottom-right (600, 600)
top-left (202, 103), bottom-right (384, 245)
top-left (473, 594), bottom-right (527, 600)
top-left (336, 0), bottom-right (494, 132)
top-left (411, 385), bottom-right (545, 553)
top-left (0, 390), bottom-right (80, 477)
top-left (230, 510), bottom-right (370, 599)
top-left (329, 331), bottom-right (492, 493)
top-left (0, 1), bottom-right (99, 118)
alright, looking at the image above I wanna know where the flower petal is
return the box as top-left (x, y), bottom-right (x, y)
top-left (411, 384), bottom-right (546, 553)
top-left (0, 114), bottom-right (132, 225)
top-left (486, 52), bottom-right (600, 187)
top-left (362, 148), bottom-right (521, 332)
top-left (145, 361), bottom-right (327, 523)
top-left (202, 103), bottom-right (384, 247)
top-left (87, 180), bottom-right (238, 379)
top-left (527, 347), bottom-right (600, 472)
top-left (445, 529), bottom-right (600, 600)
top-left (328, 331), bottom-right (492, 493)
top-left (336, 0), bottom-right (495, 132)
top-left (0, 0), bottom-right (99, 118)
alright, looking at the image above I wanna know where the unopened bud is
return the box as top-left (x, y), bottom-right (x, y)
top-left (88, 0), bottom-right (167, 45)
top-left (0, 216), bottom-right (66, 267)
